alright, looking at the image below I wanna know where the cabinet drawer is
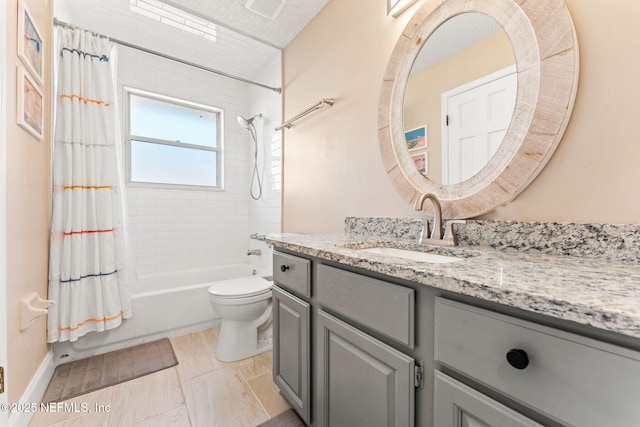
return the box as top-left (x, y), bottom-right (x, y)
top-left (317, 264), bottom-right (414, 348)
top-left (434, 371), bottom-right (542, 427)
top-left (273, 251), bottom-right (310, 298)
top-left (434, 298), bottom-right (640, 427)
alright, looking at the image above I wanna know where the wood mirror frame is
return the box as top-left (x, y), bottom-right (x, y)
top-left (378, 0), bottom-right (579, 219)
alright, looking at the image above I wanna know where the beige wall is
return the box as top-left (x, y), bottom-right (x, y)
top-left (6, 0), bottom-right (52, 404)
top-left (282, 0), bottom-right (640, 233)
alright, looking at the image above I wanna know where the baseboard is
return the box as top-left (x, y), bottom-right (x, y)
top-left (8, 351), bottom-right (55, 427)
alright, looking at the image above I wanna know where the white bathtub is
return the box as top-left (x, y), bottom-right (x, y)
top-left (52, 264), bottom-right (270, 363)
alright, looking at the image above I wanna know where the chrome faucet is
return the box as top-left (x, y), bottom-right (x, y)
top-left (414, 193), bottom-right (443, 243)
top-left (247, 249), bottom-right (262, 256)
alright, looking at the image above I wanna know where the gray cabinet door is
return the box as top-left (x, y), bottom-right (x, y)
top-left (434, 371), bottom-right (542, 427)
top-left (317, 310), bottom-right (415, 427)
top-left (273, 286), bottom-right (310, 424)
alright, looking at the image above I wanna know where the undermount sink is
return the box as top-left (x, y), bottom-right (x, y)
top-left (357, 246), bottom-right (465, 264)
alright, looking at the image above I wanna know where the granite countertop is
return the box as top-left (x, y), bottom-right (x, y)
top-left (266, 232), bottom-right (640, 340)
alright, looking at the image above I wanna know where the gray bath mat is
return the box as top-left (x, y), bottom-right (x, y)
top-left (42, 338), bottom-right (178, 403)
top-left (257, 409), bottom-right (306, 427)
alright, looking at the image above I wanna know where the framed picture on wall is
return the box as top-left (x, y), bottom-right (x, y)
top-left (405, 125), bottom-right (427, 151)
top-left (412, 152), bottom-right (427, 175)
top-left (17, 0), bottom-right (44, 85)
top-left (17, 66), bottom-right (44, 140)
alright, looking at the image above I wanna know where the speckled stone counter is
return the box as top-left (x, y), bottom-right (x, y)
top-left (345, 217), bottom-right (640, 263)
top-left (266, 224), bottom-right (640, 340)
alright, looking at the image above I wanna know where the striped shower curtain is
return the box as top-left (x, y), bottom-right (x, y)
top-left (48, 28), bottom-right (131, 343)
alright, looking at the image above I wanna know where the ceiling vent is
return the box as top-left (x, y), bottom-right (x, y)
top-left (245, 0), bottom-right (288, 20)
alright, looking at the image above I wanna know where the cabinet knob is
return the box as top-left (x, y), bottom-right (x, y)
top-left (280, 264), bottom-right (290, 272)
top-left (506, 349), bottom-right (529, 369)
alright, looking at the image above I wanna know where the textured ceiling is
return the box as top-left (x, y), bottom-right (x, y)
top-left (411, 13), bottom-right (504, 74)
top-left (165, 0), bottom-right (331, 48)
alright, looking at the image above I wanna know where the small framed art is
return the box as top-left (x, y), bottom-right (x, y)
top-left (17, 66), bottom-right (44, 140)
top-left (17, 0), bottom-right (44, 85)
top-left (404, 125), bottom-right (427, 151)
top-left (412, 152), bottom-right (427, 175)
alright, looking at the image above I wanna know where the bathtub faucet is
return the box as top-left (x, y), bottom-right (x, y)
top-left (247, 249), bottom-right (262, 256)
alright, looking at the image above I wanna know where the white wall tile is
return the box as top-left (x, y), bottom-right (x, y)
top-left (55, 0), bottom-right (281, 281)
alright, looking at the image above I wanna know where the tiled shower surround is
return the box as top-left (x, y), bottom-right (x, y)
top-left (56, 0), bottom-right (282, 277)
top-left (122, 56), bottom-right (281, 276)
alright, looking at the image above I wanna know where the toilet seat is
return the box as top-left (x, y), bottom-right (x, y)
top-left (208, 276), bottom-right (272, 299)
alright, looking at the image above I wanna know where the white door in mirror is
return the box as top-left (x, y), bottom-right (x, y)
top-left (442, 66), bottom-right (517, 184)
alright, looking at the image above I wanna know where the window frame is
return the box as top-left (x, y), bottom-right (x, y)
top-left (124, 87), bottom-right (224, 191)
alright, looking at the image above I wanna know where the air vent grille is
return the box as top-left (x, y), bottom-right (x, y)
top-left (245, 0), bottom-right (288, 20)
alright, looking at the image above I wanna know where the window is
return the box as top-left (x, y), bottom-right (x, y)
top-left (126, 88), bottom-right (222, 189)
top-left (271, 132), bottom-right (282, 192)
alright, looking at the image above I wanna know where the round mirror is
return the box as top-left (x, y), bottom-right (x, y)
top-left (379, 0), bottom-right (579, 219)
top-left (404, 13), bottom-right (516, 185)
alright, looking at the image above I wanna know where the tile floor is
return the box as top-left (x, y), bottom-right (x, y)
top-left (28, 327), bottom-right (290, 427)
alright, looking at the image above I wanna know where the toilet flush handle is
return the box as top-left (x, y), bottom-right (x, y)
top-left (280, 265), bottom-right (290, 272)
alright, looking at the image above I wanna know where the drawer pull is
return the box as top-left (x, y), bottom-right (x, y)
top-left (280, 264), bottom-right (290, 272)
top-left (506, 349), bottom-right (529, 370)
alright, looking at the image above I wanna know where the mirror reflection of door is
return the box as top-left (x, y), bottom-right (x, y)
top-left (442, 66), bottom-right (516, 184)
top-left (403, 13), bottom-right (516, 185)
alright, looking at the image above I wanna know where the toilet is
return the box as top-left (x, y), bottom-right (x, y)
top-left (208, 275), bottom-right (273, 362)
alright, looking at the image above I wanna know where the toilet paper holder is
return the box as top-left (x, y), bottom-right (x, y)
top-left (20, 292), bottom-right (54, 331)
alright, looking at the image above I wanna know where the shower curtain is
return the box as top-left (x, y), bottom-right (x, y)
top-left (47, 28), bottom-right (131, 343)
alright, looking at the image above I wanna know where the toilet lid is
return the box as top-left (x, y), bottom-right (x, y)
top-left (208, 276), bottom-right (272, 298)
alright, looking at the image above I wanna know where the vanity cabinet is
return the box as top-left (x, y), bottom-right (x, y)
top-left (271, 249), bottom-right (640, 427)
top-left (316, 311), bottom-right (415, 427)
top-left (272, 251), bottom-right (312, 425)
top-left (272, 251), bottom-right (419, 426)
top-left (434, 298), bottom-right (640, 427)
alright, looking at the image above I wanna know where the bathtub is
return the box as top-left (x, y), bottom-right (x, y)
top-left (52, 264), bottom-right (270, 363)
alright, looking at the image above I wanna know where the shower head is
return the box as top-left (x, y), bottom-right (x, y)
top-left (237, 113), bottom-right (262, 129)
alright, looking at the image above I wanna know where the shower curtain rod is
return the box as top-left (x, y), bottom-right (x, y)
top-left (53, 18), bottom-right (282, 94)
top-left (275, 98), bottom-right (335, 131)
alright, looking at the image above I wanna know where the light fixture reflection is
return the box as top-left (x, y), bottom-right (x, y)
top-left (388, 0), bottom-right (418, 17)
